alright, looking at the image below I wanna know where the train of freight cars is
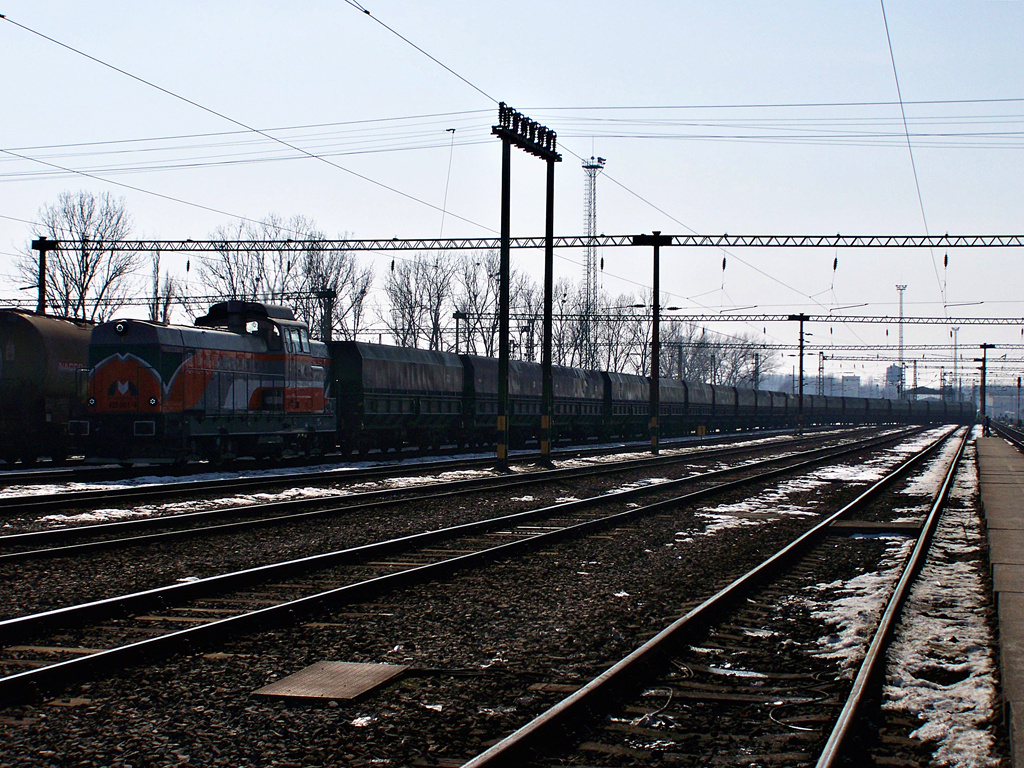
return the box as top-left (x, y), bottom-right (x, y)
top-left (0, 302), bottom-right (972, 466)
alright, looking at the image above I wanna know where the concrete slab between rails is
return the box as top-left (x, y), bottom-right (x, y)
top-left (975, 436), bottom-right (1024, 768)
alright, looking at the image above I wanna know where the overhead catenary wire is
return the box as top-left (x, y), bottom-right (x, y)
top-left (879, 0), bottom-right (944, 311)
top-left (341, 0), bottom-right (499, 105)
top-left (0, 15), bottom-right (496, 235)
top-left (3, 9), bottom-right (1009, 374)
top-left (0, 4), bottom-right (860, 348)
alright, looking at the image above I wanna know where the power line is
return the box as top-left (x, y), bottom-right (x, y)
top-left (879, 0), bottom-right (944, 309)
top-left (0, 212), bottom-right (39, 226)
top-left (532, 97), bottom-right (1024, 112)
top-left (0, 147), bottom-right (283, 231)
top-left (341, 1), bottom-right (498, 104)
top-left (0, 15), bottom-right (495, 234)
top-left (0, 110), bottom-right (492, 154)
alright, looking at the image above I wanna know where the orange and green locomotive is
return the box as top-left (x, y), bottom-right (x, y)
top-left (84, 301), bottom-right (333, 464)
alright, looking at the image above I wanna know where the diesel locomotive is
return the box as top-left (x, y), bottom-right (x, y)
top-left (75, 300), bottom-right (972, 465)
top-left (83, 301), bottom-right (333, 463)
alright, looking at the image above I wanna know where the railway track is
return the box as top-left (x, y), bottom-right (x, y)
top-left (0, 428), bottom-right (724, 487)
top-left (459, 428), bottom-right (972, 767)
top-left (0, 426), bottom-right (870, 512)
top-left (0, 427), bottom-right (942, 707)
top-left (992, 419), bottom-right (1024, 447)
top-left (0, 427), bottom-right (903, 547)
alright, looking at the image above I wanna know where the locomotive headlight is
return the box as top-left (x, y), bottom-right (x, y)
top-left (115, 321), bottom-right (128, 335)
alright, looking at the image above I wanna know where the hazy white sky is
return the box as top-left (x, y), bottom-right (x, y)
top-left (2, 1), bottom-right (1023, 387)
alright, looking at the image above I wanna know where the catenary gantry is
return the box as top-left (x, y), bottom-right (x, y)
top-left (27, 233), bottom-right (1024, 252)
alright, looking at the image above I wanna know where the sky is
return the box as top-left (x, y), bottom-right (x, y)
top-left (2, 1), bottom-right (1023, 390)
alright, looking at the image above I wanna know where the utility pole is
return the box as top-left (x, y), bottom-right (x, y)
top-left (541, 152), bottom-right (556, 463)
top-left (314, 288), bottom-right (336, 342)
top-left (31, 237), bottom-right (58, 315)
top-left (951, 326), bottom-right (960, 401)
top-left (979, 343), bottom-right (995, 422)
top-left (632, 232), bottom-right (672, 454)
top-left (788, 314), bottom-right (810, 433)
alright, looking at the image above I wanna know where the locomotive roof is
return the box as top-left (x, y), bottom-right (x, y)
top-left (195, 301), bottom-right (296, 328)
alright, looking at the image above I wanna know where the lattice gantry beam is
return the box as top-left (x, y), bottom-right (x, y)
top-left (26, 233), bottom-right (1024, 253)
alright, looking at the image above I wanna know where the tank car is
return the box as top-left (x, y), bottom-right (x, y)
top-left (85, 301), bottom-right (332, 464)
top-left (0, 309), bottom-right (92, 464)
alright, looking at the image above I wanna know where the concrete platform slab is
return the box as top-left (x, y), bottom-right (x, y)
top-left (1000, 592), bottom-right (1024, 705)
top-left (994, 564), bottom-right (1024, 595)
top-left (991, 532), bottom-right (1024, 567)
top-left (976, 436), bottom-right (1024, 767)
top-left (977, 439), bottom-right (1024, 532)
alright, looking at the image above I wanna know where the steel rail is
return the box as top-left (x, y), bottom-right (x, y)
top-left (458, 428), bottom-right (960, 768)
top-left (0, 428), bottom-right (791, 516)
top-left (992, 421), bottom-right (1024, 448)
top-left (815, 428), bottom-right (969, 767)
top-left (0, 429), bottom-right (911, 563)
top-left (0, 428), bottom-right (935, 705)
top-left (0, 455), bottom-right (498, 516)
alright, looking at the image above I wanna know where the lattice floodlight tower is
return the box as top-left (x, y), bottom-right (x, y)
top-left (896, 284), bottom-right (907, 396)
top-left (582, 156), bottom-right (606, 367)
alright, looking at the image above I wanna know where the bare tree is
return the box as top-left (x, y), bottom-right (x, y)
top-left (381, 257), bottom-right (421, 347)
top-left (420, 253), bottom-right (458, 351)
top-left (598, 293), bottom-right (646, 373)
top-left (659, 321), bottom-right (776, 385)
top-left (17, 191), bottom-right (140, 321)
top-left (148, 251), bottom-right (177, 324)
top-left (199, 214), bottom-right (372, 339)
top-left (454, 252), bottom-right (501, 356)
top-left (201, 216), bottom-right (302, 303)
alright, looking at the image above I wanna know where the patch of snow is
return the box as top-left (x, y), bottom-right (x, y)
top-left (805, 537), bottom-right (913, 675)
top-left (883, 442), bottom-right (1003, 767)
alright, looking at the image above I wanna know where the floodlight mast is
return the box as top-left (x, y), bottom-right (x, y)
top-left (582, 156), bottom-right (606, 368)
